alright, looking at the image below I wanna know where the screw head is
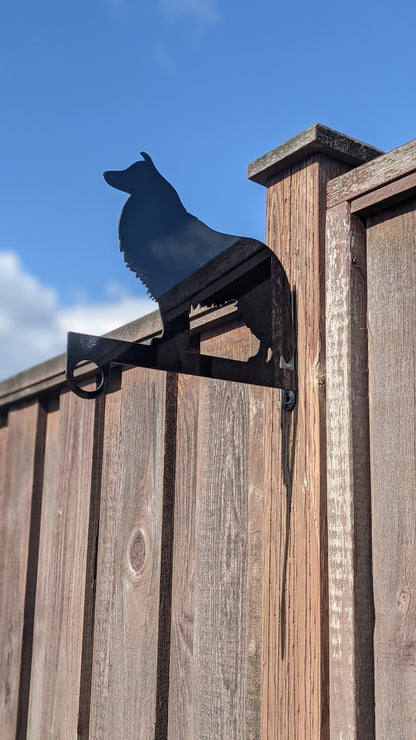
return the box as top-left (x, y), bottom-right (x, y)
top-left (282, 389), bottom-right (296, 411)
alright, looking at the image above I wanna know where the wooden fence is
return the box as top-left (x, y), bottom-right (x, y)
top-left (1, 124), bottom-right (416, 738)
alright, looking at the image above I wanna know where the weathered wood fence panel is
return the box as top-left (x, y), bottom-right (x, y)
top-left (366, 199), bottom-right (416, 739)
top-left (168, 322), bottom-right (264, 739)
top-left (325, 202), bottom-right (374, 738)
top-left (0, 400), bottom-right (47, 739)
top-left (89, 367), bottom-right (167, 739)
top-left (2, 126), bottom-right (416, 739)
top-left (326, 141), bottom-right (416, 738)
top-left (26, 384), bottom-right (97, 739)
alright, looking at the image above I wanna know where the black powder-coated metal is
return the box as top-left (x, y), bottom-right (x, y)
top-left (66, 154), bottom-right (297, 406)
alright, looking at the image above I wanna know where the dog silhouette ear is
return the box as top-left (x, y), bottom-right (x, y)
top-left (140, 152), bottom-right (153, 164)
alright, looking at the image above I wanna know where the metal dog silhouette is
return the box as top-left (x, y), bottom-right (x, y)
top-left (66, 154), bottom-right (296, 401)
top-left (104, 153), bottom-right (294, 366)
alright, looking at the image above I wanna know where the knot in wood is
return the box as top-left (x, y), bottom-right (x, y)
top-left (128, 527), bottom-right (147, 576)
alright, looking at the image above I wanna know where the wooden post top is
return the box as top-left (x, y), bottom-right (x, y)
top-left (248, 123), bottom-right (383, 186)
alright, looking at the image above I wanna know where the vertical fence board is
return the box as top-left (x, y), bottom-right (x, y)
top-left (367, 200), bottom-right (416, 738)
top-left (196, 326), bottom-right (256, 740)
top-left (168, 323), bottom-right (264, 739)
top-left (27, 384), bottom-right (97, 738)
top-left (195, 374), bottom-right (249, 740)
top-left (77, 392), bottom-right (106, 739)
top-left (168, 372), bottom-right (199, 739)
top-left (0, 401), bottom-right (43, 737)
top-left (325, 202), bottom-right (374, 737)
top-left (89, 367), bottom-right (166, 739)
top-left (245, 381), bottom-right (265, 738)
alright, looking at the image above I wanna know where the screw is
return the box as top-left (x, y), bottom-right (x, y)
top-left (282, 389), bottom-right (296, 411)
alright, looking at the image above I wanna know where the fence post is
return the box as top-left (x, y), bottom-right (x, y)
top-left (249, 124), bottom-right (380, 738)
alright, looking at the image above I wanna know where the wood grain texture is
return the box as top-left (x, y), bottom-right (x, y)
top-left (350, 170), bottom-right (416, 216)
top-left (195, 325), bottom-right (259, 740)
top-left (26, 384), bottom-right (97, 739)
top-left (167, 372), bottom-right (199, 740)
top-left (168, 322), bottom-right (264, 739)
top-left (0, 401), bottom-right (44, 737)
top-left (245, 379), bottom-right (266, 738)
top-left (194, 373), bottom-right (249, 740)
top-left (89, 366), bottom-right (166, 739)
top-left (327, 138), bottom-right (416, 208)
top-left (366, 199), bottom-right (416, 739)
top-left (325, 201), bottom-right (374, 738)
top-left (261, 154), bottom-right (350, 739)
top-left (77, 392), bottom-right (106, 739)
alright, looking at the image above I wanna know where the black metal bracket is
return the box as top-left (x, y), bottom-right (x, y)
top-left (66, 317), bottom-right (296, 401)
top-left (66, 239), bottom-right (296, 406)
top-left (66, 159), bottom-right (297, 406)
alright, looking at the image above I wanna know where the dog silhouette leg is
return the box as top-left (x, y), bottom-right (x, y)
top-left (247, 339), bottom-right (271, 366)
top-left (152, 309), bottom-right (190, 370)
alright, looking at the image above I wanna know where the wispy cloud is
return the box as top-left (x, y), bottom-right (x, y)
top-left (160, 0), bottom-right (220, 24)
top-left (154, 0), bottom-right (221, 69)
top-left (0, 251), bottom-right (155, 381)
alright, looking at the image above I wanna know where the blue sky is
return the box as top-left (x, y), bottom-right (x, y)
top-left (1, 0), bottom-right (415, 379)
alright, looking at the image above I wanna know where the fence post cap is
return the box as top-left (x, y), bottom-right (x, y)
top-left (248, 123), bottom-right (383, 186)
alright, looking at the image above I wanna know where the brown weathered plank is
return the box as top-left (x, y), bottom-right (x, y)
top-left (0, 400), bottom-right (45, 737)
top-left (77, 390), bottom-right (106, 740)
top-left (245, 382), bottom-right (265, 739)
top-left (167, 372), bottom-right (199, 739)
top-left (26, 382), bottom-right (98, 739)
top-left (325, 201), bottom-right (374, 737)
top-left (366, 199), bottom-right (416, 738)
top-left (350, 170), bottom-right (416, 216)
top-left (260, 153), bottom-right (351, 739)
top-left (89, 366), bottom-right (167, 739)
top-left (168, 321), bottom-right (264, 739)
top-left (327, 138), bottom-right (416, 208)
top-left (195, 324), bottom-right (259, 739)
top-left (193, 373), bottom-right (249, 740)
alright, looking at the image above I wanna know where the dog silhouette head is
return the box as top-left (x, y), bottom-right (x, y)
top-left (104, 152), bottom-right (186, 218)
top-left (103, 153), bottom-right (238, 298)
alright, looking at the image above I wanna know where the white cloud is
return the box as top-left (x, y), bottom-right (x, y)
top-left (0, 251), bottom-right (155, 381)
top-left (160, 0), bottom-right (220, 23)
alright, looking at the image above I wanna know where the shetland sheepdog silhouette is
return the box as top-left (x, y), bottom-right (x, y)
top-left (104, 153), bottom-right (294, 365)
